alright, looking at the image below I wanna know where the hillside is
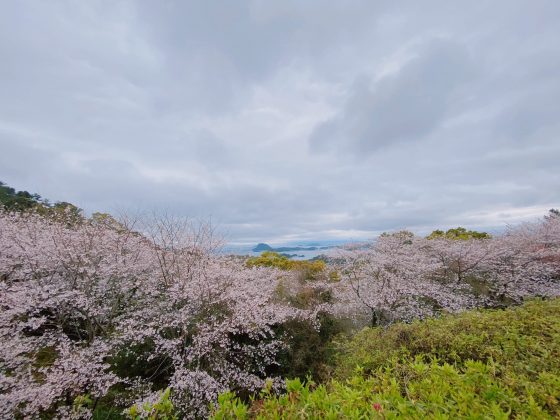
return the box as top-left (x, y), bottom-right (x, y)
top-left (213, 299), bottom-right (560, 419)
top-left (1, 199), bottom-right (558, 418)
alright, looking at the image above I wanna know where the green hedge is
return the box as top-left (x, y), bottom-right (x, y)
top-left (212, 299), bottom-right (560, 419)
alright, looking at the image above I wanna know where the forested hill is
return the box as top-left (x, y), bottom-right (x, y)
top-left (0, 181), bottom-right (80, 215)
top-left (0, 181), bottom-right (45, 210)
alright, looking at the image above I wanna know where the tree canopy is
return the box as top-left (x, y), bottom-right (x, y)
top-left (0, 181), bottom-right (82, 221)
top-left (427, 226), bottom-right (491, 240)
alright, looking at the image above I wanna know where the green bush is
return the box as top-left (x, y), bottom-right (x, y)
top-left (127, 388), bottom-right (177, 420)
top-left (334, 298), bottom-right (560, 380)
top-left (212, 299), bottom-right (560, 419)
top-left (246, 252), bottom-right (326, 280)
top-left (270, 313), bottom-right (348, 382)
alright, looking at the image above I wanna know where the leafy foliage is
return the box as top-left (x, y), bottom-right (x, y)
top-left (127, 388), bottom-right (177, 420)
top-left (246, 251), bottom-right (326, 280)
top-left (270, 313), bottom-right (346, 383)
top-left (0, 180), bottom-right (83, 223)
top-left (0, 181), bottom-right (44, 211)
top-left (213, 299), bottom-right (560, 419)
top-left (427, 226), bottom-right (492, 240)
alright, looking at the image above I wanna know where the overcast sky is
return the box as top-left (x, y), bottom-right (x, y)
top-left (1, 1), bottom-right (559, 244)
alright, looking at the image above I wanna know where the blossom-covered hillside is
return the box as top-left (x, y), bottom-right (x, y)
top-left (1, 201), bottom-right (559, 418)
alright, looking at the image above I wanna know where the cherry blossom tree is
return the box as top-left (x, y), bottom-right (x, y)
top-left (425, 236), bottom-right (492, 285)
top-left (482, 216), bottom-right (560, 302)
top-left (333, 217), bottom-right (560, 326)
top-left (332, 232), bottom-right (476, 326)
top-left (0, 210), bottom-right (317, 418)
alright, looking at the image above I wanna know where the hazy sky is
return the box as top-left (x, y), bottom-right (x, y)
top-left (1, 1), bottom-right (559, 244)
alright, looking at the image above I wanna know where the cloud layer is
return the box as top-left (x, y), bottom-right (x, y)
top-left (1, 1), bottom-right (559, 244)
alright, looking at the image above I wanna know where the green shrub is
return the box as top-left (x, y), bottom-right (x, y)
top-left (270, 313), bottom-right (348, 382)
top-left (246, 252), bottom-right (326, 279)
top-left (212, 299), bottom-right (560, 419)
top-left (127, 388), bottom-right (177, 420)
top-left (212, 392), bottom-right (249, 420)
top-left (334, 298), bottom-right (560, 380)
top-left (109, 340), bottom-right (173, 389)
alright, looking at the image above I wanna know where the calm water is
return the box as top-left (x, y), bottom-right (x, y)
top-left (221, 241), bottom-right (348, 260)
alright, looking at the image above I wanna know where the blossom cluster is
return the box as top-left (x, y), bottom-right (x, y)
top-left (332, 216), bottom-right (560, 326)
top-left (0, 211), bottom-right (316, 418)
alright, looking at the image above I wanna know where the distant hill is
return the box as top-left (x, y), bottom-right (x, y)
top-left (252, 243), bottom-right (273, 252)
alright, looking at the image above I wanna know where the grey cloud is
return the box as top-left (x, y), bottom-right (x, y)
top-left (493, 86), bottom-right (560, 143)
top-left (310, 39), bottom-right (473, 155)
top-left (1, 1), bottom-right (559, 244)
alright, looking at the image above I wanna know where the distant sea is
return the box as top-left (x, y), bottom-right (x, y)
top-left (220, 240), bottom-right (351, 260)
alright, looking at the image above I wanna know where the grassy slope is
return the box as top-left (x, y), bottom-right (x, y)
top-left (213, 299), bottom-right (560, 419)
